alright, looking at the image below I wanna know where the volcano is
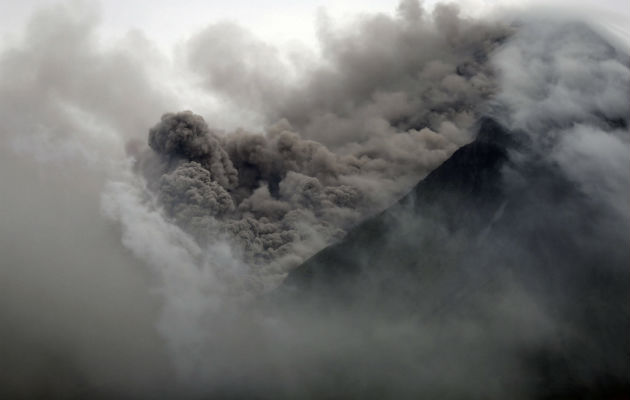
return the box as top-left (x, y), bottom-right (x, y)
top-left (278, 117), bottom-right (629, 399)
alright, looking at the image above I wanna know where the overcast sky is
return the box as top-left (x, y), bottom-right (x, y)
top-left (2, 0), bottom-right (628, 54)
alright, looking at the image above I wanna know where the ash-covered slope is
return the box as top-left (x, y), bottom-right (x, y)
top-left (280, 117), bottom-right (629, 398)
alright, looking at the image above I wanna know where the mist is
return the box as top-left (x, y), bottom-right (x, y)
top-left (0, 1), bottom-right (628, 399)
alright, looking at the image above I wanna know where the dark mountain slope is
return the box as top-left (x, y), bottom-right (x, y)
top-left (277, 117), bottom-right (629, 398)
top-left (282, 118), bottom-right (516, 300)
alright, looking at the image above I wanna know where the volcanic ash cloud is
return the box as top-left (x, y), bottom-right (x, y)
top-left (135, 3), bottom-right (511, 285)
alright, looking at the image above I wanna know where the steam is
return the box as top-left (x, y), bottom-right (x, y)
top-left (491, 19), bottom-right (630, 226)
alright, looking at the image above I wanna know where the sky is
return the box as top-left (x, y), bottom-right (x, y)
top-left (2, 0), bottom-right (628, 54)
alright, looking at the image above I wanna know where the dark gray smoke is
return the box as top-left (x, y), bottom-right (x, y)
top-left (139, 4), bottom-right (511, 278)
top-left (148, 112), bottom-right (239, 189)
top-left (138, 108), bottom-right (459, 277)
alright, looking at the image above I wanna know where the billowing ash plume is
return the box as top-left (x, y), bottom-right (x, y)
top-left (148, 112), bottom-right (239, 189)
top-left (139, 108), bottom-right (458, 277)
top-left (137, 4), bottom-right (511, 280)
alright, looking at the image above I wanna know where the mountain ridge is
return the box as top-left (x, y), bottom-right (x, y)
top-left (274, 116), bottom-right (629, 398)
